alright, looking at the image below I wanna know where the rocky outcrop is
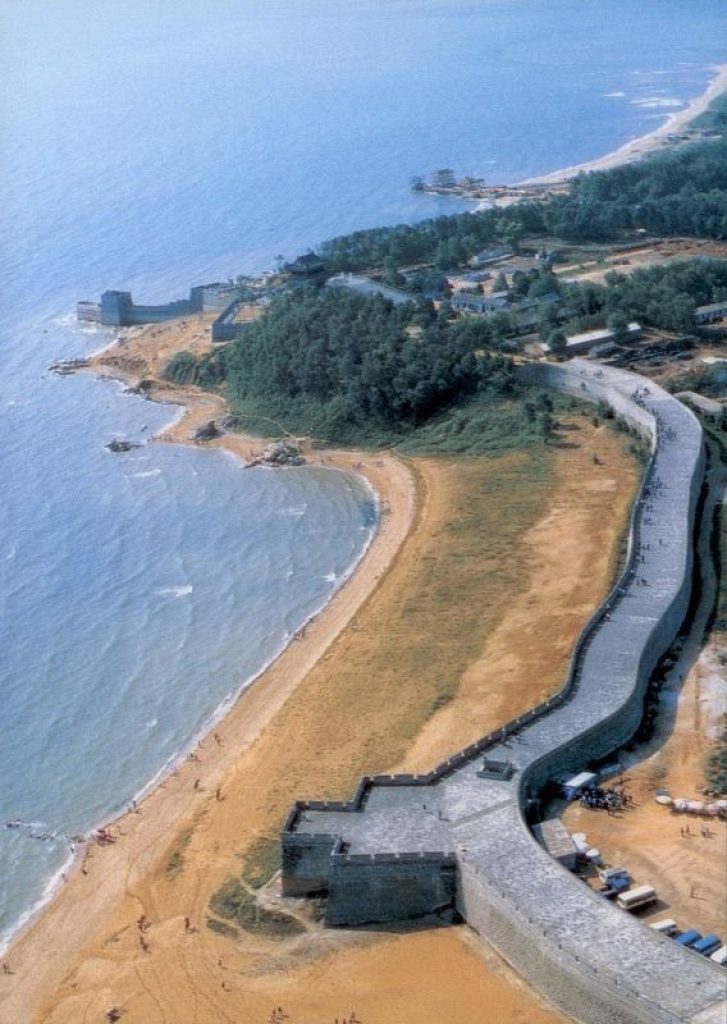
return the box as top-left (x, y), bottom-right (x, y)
top-left (190, 420), bottom-right (222, 443)
top-left (105, 439), bottom-right (143, 453)
top-left (48, 358), bottom-right (90, 375)
top-left (247, 440), bottom-right (305, 467)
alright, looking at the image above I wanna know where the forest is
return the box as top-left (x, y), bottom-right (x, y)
top-left (165, 118), bottom-right (727, 448)
top-left (320, 136), bottom-right (727, 272)
top-left (165, 289), bottom-right (529, 445)
top-left (561, 257), bottom-right (727, 334)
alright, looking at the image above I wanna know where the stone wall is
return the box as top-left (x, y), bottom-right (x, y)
top-left (280, 826), bottom-right (336, 897)
top-left (280, 360), bottom-right (726, 1024)
top-left (457, 863), bottom-right (678, 1024)
top-left (327, 852), bottom-right (458, 926)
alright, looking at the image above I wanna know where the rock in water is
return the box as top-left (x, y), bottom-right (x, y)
top-left (105, 439), bottom-right (143, 453)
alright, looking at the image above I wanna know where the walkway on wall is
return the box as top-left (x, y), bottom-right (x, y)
top-left (284, 360), bottom-right (726, 1024)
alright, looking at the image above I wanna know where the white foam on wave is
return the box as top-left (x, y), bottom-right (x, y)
top-left (631, 96), bottom-right (684, 109)
top-left (0, 839), bottom-right (77, 958)
top-left (279, 506), bottom-right (307, 516)
top-left (128, 468), bottom-right (162, 479)
top-left (322, 571), bottom-right (337, 583)
top-left (49, 311), bottom-right (78, 328)
top-left (155, 585), bottom-right (194, 598)
top-left (6, 545), bottom-right (16, 561)
top-left (604, 91), bottom-right (625, 98)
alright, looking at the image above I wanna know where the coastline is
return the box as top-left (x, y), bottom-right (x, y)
top-left (521, 63), bottom-right (727, 185)
top-left (4, 57), bottom-right (727, 1017)
top-left (0, 322), bottom-right (418, 1012)
top-left (1, 368), bottom-right (648, 1024)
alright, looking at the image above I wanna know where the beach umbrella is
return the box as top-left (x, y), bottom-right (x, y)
top-left (655, 788), bottom-right (671, 798)
top-left (686, 800), bottom-right (705, 814)
top-left (706, 803), bottom-right (721, 817)
top-left (672, 798), bottom-right (688, 812)
top-left (655, 794), bottom-right (672, 805)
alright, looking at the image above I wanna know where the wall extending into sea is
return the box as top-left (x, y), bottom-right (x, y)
top-left (282, 360), bottom-right (726, 1024)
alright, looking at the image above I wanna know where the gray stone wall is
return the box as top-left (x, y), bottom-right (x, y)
top-left (280, 831), bottom-right (336, 897)
top-left (327, 854), bottom-right (458, 926)
top-left (457, 863), bottom-right (679, 1024)
top-left (280, 359), bottom-right (725, 1024)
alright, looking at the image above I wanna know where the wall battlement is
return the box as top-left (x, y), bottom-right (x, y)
top-left (281, 360), bottom-right (725, 1024)
top-left (76, 282), bottom-right (236, 327)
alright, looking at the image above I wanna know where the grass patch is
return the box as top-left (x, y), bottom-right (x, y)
top-left (224, 390), bottom-right (553, 456)
top-left (165, 826), bottom-right (193, 880)
top-left (209, 877), bottom-right (304, 938)
top-left (240, 835), bottom-right (280, 890)
top-left (206, 916), bottom-right (239, 939)
top-left (303, 448), bottom-right (553, 753)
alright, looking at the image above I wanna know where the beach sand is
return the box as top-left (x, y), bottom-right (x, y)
top-left (523, 63), bottom-right (727, 185)
top-left (5, 85), bottom-right (726, 1007)
top-left (0, 314), bottom-right (644, 1023)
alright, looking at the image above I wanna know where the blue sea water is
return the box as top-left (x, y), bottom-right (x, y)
top-left (0, 0), bottom-right (725, 949)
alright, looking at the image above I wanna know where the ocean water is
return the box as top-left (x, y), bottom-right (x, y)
top-left (1, 0), bottom-right (725, 950)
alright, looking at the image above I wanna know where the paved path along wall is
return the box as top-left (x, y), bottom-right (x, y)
top-left (282, 360), bottom-right (725, 1024)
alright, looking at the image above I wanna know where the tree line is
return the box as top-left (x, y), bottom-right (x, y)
top-left (319, 136), bottom-right (727, 272)
top-left (165, 288), bottom-right (517, 442)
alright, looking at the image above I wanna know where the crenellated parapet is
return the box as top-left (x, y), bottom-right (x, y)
top-left (281, 360), bottom-right (724, 1024)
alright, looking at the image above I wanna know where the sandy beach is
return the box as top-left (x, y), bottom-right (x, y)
top-left (0, 322), bottom-right (419, 1022)
top-left (523, 63), bottom-right (727, 185)
top-left (4, 62), bottom-right (727, 1009)
top-left (0, 316), bottom-right (648, 1024)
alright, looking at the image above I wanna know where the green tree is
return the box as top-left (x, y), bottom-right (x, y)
top-left (606, 310), bottom-right (631, 343)
top-left (493, 271), bottom-right (509, 293)
top-left (547, 329), bottom-right (568, 359)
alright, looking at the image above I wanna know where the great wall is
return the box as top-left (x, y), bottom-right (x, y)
top-left (281, 359), bottom-right (727, 1024)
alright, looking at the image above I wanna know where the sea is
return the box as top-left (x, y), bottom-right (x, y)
top-left (1, 0), bottom-right (725, 952)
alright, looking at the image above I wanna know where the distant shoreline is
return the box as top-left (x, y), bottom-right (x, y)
top-left (522, 63), bottom-right (727, 185)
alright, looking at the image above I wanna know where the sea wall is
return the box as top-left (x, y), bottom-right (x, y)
top-left (282, 360), bottom-right (725, 1024)
top-left (517, 360), bottom-right (704, 796)
top-left (77, 283), bottom-right (236, 327)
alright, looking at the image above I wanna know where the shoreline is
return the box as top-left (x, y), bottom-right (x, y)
top-left (5, 56), bottom-right (726, 1012)
top-left (0, 326), bottom-right (417, 990)
top-left (521, 63), bottom-right (727, 185)
top-left (1, 370), bottom-right (650, 1024)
